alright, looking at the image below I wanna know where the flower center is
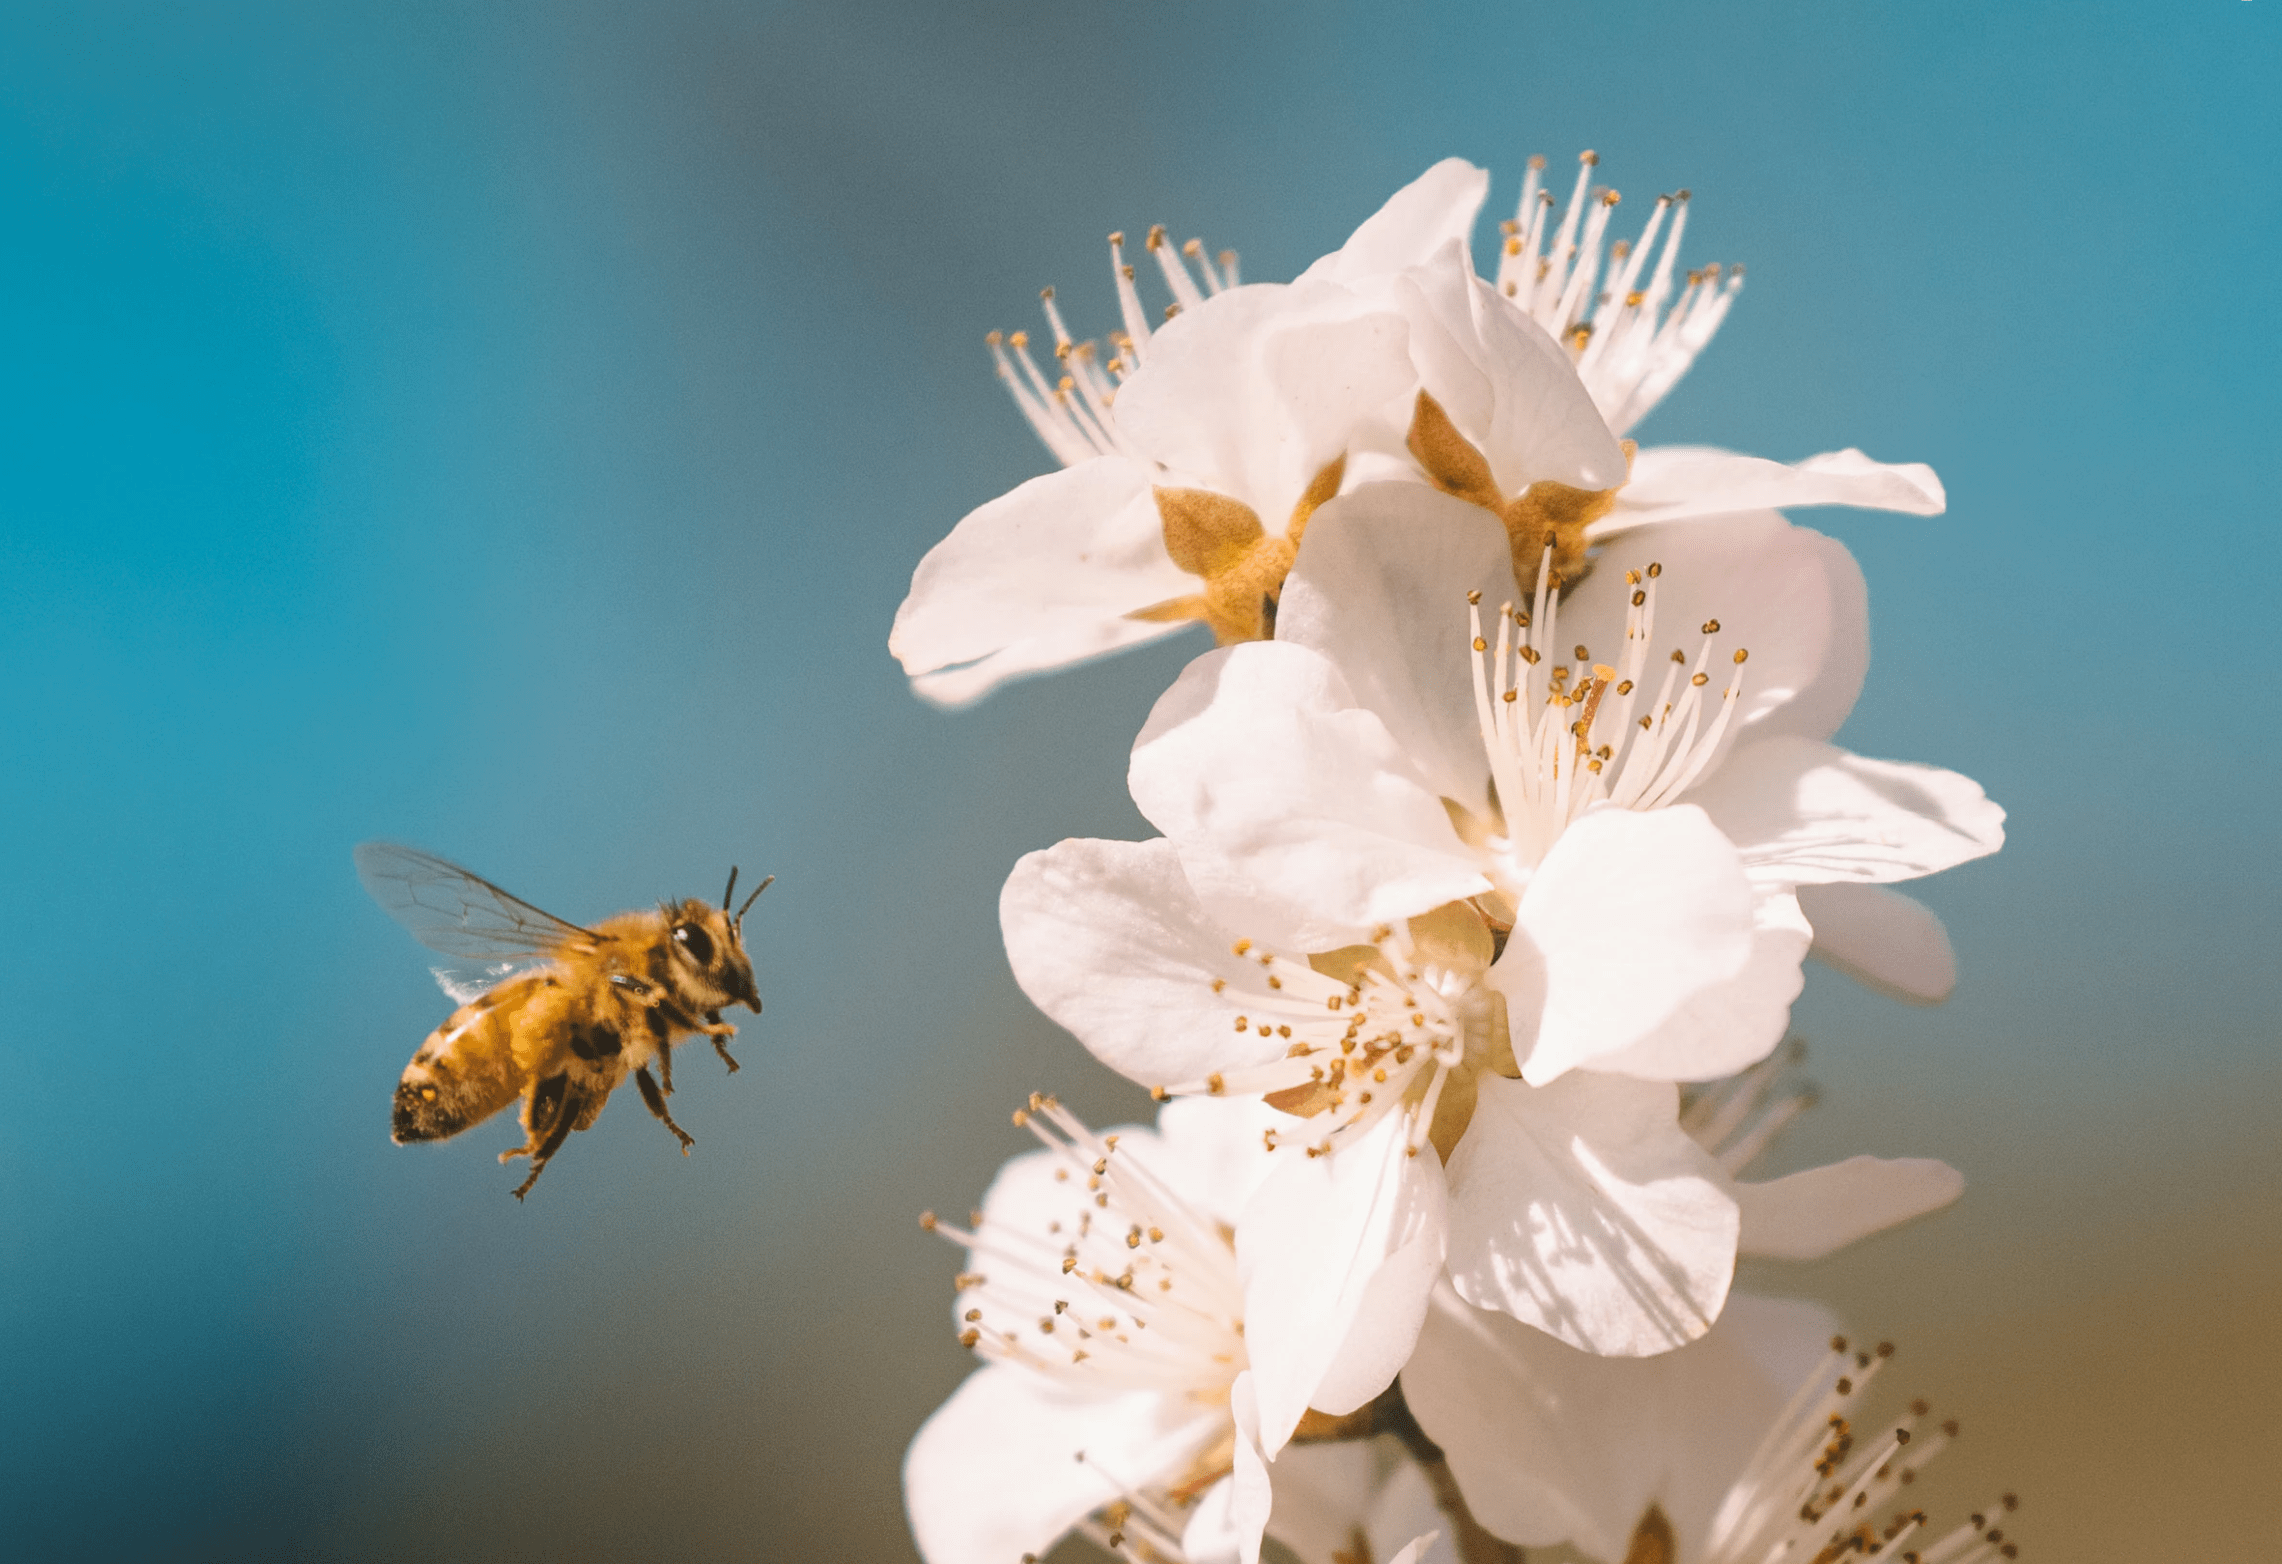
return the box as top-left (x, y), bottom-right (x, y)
top-left (1464, 552), bottom-right (1747, 901)
top-left (923, 1096), bottom-right (1246, 1396)
top-left (1160, 910), bottom-right (1511, 1162)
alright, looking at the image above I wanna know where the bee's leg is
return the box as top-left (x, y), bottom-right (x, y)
top-left (500, 1071), bottom-right (571, 1163)
top-left (704, 1012), bottom-right (742, 1075)
top-left (642, 1006), bottom-right (675, 1095)
top-left (510, 1076), bottom-right (581, 1200)
top-left (634, 1066), bottom-right (696, 1154)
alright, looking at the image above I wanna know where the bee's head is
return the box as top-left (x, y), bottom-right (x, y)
top-left (663, 866), bottom-right (769, 1013)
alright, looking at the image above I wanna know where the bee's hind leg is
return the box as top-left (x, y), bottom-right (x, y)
top-left (634, 1065), bottom-right (696, 1155)
top-left (703, 1011), bottom-right (742, 1074)
top-left (508, 1075), bottom-right (581, 1200)
top-left (498, 1071), bottom-right (572, 1164)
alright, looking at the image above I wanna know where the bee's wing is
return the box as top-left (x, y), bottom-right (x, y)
top-left (354, 842), bottom-right (604, 963)
top-left (429, 961), bottom-right (541, 1005)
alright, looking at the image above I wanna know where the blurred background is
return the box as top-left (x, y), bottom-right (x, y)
top-left (0, 2), bottom-right (2275, 1558)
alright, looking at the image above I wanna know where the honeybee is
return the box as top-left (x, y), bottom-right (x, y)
top-left (355, 842), bottom-right (770, 1200)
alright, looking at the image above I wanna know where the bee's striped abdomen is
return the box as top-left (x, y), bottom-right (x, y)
top-left (391, 977), bottom-right (536, 1144)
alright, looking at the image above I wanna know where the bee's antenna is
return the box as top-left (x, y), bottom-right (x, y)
top-left (722, 865), bottom-right (739, 913)
top-left (734, 874), bottom-right (774, 927)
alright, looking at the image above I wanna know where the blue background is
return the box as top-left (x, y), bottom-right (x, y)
top-left (0, 3), bottom-right (2274, 1558)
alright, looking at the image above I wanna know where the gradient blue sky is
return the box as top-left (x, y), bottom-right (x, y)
top-left (0, 3), bottom-right (2275, 1559)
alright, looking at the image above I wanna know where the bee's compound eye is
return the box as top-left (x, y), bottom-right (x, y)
top-left (673, 924), bottom-right (716, 966)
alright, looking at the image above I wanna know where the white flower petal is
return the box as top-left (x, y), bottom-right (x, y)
top-left (1366, 1463), bottom-right (1457, 1564)
top-left (1442, 1073), bottom-right (1739, 1356)
top-left (1736, 1155), bottom-right (1964, 1261)
top-left (1500, 805), bottom-right (1756, 1086)
top-left (1237, 1108), bottom-right (1448, 1454)
top-left (1579, 891), bottom-right (1811, 1085)
top-left (1260, 1440), bottom-right (1381, 1564)
top-left (1797, 882), bottom-right (1958, 1003)
top-left (1561, 512), bottom-right (1866, 748)
top-left (1154, 1094), bottom-right (1290, 1227)
top-left (1131, 643), bottom-right (1489, 950)
top-left (903, 1364), bottom-right (1219, 1564)
top-left (1391, 242), bottom-right (1629, 491)
top-left (1115, 284), bottom-right (1415, 520)
top-left (1300, 158), bottom-right (1491, 286)
top-left (1608, 445), bottom-right (1946, 529)
top-left (1181, 1477), bottom-right (1241, 1564)
top-left (1274, 482), bottom-right (1519, 816)
top-left (1229, 1372), bottom-right (1276, 1564)
top-left (1688, 735), bottom-right (2006, 890)
top-left (1401, 1290), bottom-right (1838, 1560)
top-left (1000, 836), bottom-right (1297, 1088)
top-left (890, 457), bottom-right (1197, 707)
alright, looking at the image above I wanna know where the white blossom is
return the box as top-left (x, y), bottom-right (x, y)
top-left (1403, 1288), bottom-right (2023, 1564)
top-left (892, 156), bottom-right (1941, 707)
top-left (906, 1094), bottom-right (1467, 1564)
top-left (1121, 485), bottom-right (2002, 1087)
top-left (999, 843), bottom-right (1964, 1454)
top-left (903, 1095), bottom-right (1264, 1564)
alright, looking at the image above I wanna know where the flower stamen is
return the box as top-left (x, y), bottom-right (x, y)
top-left (1468, 550), bottom-right (1745, 875)
top-left (1698, 1336), bottom-right (2022, 1564)
top-left (993, 225), bottom-right (1240, 466)
top-left (926, 1097), bottom-right (1245, 1391)
top-left (1498, 151), bottom-right (1742, 436)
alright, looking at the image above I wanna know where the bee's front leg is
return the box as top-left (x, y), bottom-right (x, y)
top-left (703, 1010), bottom-right (741, 1074)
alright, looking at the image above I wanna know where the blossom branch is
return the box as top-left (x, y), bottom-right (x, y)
top-left (1307, 1384), bottom-right (1523, 1564)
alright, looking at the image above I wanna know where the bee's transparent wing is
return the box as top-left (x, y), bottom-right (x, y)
top-left (354, 842), bottom-right (603, 964)
top-left (429, 961), bottom-right (538, 1005)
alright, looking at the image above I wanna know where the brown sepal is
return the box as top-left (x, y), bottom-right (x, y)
top-left (1406, 388), bottom-right (1621, 595)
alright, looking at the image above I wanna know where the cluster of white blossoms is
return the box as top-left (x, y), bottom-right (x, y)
top-left (893, 152), bottom-right (2018, 1564)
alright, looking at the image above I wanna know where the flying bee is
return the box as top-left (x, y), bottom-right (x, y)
top-left (354, 842), bottom-right (770, 1200)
